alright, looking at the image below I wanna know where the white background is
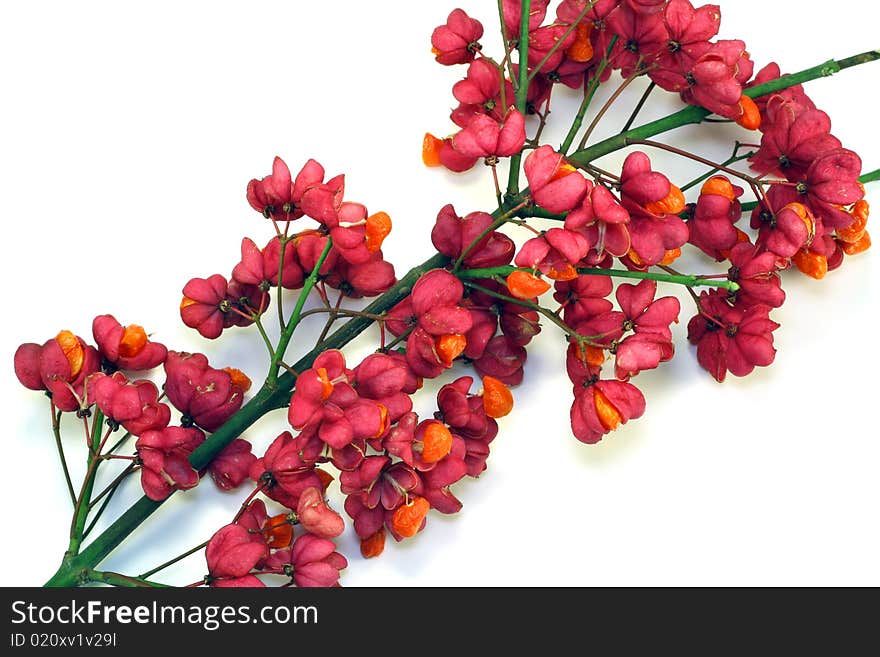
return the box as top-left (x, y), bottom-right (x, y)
top-left (1, 1), bottom-right (878, 587)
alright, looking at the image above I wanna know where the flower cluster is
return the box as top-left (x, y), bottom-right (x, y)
top-left (14, 315), bottom-right (259, 502)
top-left (746, 64), bottom-right (870, 274)
top-left (423, 0), bottom-right (868, 396)
top-left (182, 157), bottom-right (396, 339)
top-left (341, 373), bottom-right (510, 555)
top-left (427, 0), bottom-right (765, 177)
top-left (204, 496), bottom-right (346, 587)
top-left (197, 342), bottom-right (512, 584)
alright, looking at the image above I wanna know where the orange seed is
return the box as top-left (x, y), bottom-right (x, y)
top-left (315, 468), bottom-right (335, 492)
top-left (836, 199), bottom-right (869, 243)
top-left (841, 231), bottom-right (871, 256)
top-left (593, 387), bottom-right (622, 432)
top-left (700, 175), bottom-right (736, 202)
top-left (317, 367), bottom-right (334, 400)
top-left (507, 270), bottom-right (551, 299)
top-left (546, 263), bottom-right (579, 281)
top-left (791, 250), bottom-right (828, 280)
top-left (374, 403), bottom-right (389, 439)
top-left (660, 247), bottom-right (682, 265)
top-left (263, 513), bottom-right (293, 549)
top-left (391, 497), bottom-right (430, 538)
top-left (435, 334), bottom-right (467, 366)
top-left (481, 375), bottom-right (514, 418)
top-left (360, 527), bottom-right (386, 559)
top-left (627, 249), bottom-right (644, 267)
top-left (565, 21), bottom-right (594, 62)
top-left (421, 421), bottom-right (453, 463)
top-left (549, 161), bottom-right (578, 182)
top-left (422, 133), bottom-right (444, 167)
top-left (55, 330), bottom-right (84, 378)
top-left (718, 228), bottom-right (751, 260)
top-left (118, 324), bottom-right (148, 358)
top-left (782, 202), bottom-right (815, 239)
top-left (365, 211), bottom-right (392, 253)
top-left (645, 184), bottom-right (686, 215)
top-left (736, 94), bottom-right (761, 130)
top-left (576, 343), bottom-right (606, 369)
top-left (223, 367), bottom-right (252, 393)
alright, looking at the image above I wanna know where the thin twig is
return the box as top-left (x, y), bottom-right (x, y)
top-left (621, 81), bottom-right (656, 132)
top-left (50, 402), bottom-right (76, 506)
top-left (139, 540), bottom-right (210, 580)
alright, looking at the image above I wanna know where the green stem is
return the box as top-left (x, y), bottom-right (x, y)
top-left (568, 50), bottom-right (880, 167)
top-left (252, 314), bottom-right (276, 360)
top-left (83, 462), bottom-right (138, 540)
top-left (453, 197), bottom-right (529, 271)
top-left (86, 570), bottom-right (170, 588)
top-left (50, 405), bottom-right (76, 506)
top-left (680, 151), bottom-right (754, 193)
top-left (582, 267), bottom-right (738, 291)
top-left (860, 168), bottom-right (880, 185)
top-left (560, 36), bottom-right (617, 155)
top-left (462, 279), bottom-right (589, 345)
top-left (44, 252), bottom-right (450, 587)
top-left (267, 238), bottom-right (333, 388)
top-left (89, 408), bottom-right (103, 453)
top-left (521, 206), bottom-right (566, 220)
top-left (276, 237), bottom-right (290, 331)
top-left (577, 67), bottom-right (643, 151)
top-left (456, 265), bottom-right (740, 292)
top-left (66, 409), bottom-right (105, 557)
top-left (506, 0), bottom-right (532, 196)
top-left (82, 487), bottom-right (118, 540)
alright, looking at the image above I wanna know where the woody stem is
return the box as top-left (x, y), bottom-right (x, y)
top-left (496, 0), bottom-right (516, 86)
top-left (577, 66), bottom-right (645, 151)
top-left (88, 462), bottom-right (138, 510)
top-left (738, 167), bottom-right (880, 213)
top-left (461, 279), bottom-right (596, 347)
top-left (680, 149), bottom-right (754, 193)
top-left (138, 541), bottom-right (210, 581)
top-left (624, 138), bottom-right (764, 186)
top-left (455, 265), bottom-right (740, 292)
top-left (621, 81), bottom-right (656, 133)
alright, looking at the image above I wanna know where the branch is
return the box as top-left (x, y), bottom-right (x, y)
top-left (567, 51), bottom-right (880, 167)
